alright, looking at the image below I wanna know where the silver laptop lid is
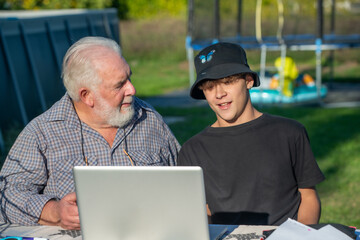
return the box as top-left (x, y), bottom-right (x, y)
top-left (73, 166), bottom-right (210, 240)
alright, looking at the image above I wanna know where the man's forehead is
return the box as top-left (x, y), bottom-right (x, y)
top-left (80, 45), bottom-right (119, 62)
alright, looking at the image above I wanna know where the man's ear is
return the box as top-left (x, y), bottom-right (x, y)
top-left (79, 88), bottom-right (94, 107)
top-left (245, 75), bottom-right (255, 89)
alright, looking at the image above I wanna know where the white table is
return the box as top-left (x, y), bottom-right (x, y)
top-left (0, 223), bottom-right (277, 240)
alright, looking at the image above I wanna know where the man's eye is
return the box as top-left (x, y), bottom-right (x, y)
top-left (116, 80), bottom-right (127, 89)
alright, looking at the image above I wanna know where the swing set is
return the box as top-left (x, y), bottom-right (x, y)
top-left (186, 0), bottom-right (360, 104)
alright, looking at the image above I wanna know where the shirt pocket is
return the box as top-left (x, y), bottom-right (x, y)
top-left (126, 150), bottom-right (166, 166)
top-left (53, 155), bottom-right (98, 198)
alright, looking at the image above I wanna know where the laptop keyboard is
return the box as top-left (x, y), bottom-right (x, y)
top-left (223, 232), bottom-right (264, 240)
top-left (58, 229), bottom-right (82, 238)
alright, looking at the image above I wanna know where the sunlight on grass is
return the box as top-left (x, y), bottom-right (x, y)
top-left (130, 57), bottom-right (189, 97)
top-left (317, 133), bottom-right (360, 226)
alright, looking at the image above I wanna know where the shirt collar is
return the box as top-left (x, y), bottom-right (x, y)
top-left (46, 93), bottom-right (77, 121)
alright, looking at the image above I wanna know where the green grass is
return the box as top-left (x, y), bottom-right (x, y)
top-left (156, 106), bottom-right (360, 227)
top-left (128, 56), bottom-right (189, 97)
top-left (120, 18), bottom-right (190, 97)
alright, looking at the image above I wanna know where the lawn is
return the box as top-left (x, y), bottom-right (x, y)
top-left (120, 18), bottom-right (190, 97)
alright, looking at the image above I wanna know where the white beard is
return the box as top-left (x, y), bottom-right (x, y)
top-left (94, 94), bottom-right (135, 128)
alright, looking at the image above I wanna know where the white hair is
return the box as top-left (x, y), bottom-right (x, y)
top-left (62, 36), bottom-right (122, 101)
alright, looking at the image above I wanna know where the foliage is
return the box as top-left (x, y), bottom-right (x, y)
top-left (1, 0), bottom-right (112, 10)
top-left (110, 0), bottom-right (128, 19)
top-left (0, 0), bottom-right (187, 19)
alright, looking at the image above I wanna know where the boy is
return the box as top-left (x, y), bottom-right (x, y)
top-left (178, 42), bottom-right (325, 226)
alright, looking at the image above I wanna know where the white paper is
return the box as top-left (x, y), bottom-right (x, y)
top-left (312, 225), bottom-right (353, 240)
top-left (267, 218), bottom-right (353, 240)
top-left (267, 218), bottom-right (317, 240)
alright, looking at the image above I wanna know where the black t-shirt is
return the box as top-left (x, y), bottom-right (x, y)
top-left (178, 113), bottom-right (325, 225)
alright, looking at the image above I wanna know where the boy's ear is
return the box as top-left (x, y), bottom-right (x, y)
top-left (246, 75), bottom-right (255, 89)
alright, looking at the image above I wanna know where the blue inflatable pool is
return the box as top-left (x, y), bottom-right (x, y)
top-left (250, 85), bottom-right (328, 104)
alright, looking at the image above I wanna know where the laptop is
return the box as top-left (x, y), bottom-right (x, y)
top-left (73, 166), bottom-right (226, 240)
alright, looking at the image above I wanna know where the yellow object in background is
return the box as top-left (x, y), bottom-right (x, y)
top-left (274, 57), bottom-right (299, 97)
top-left (282, 80), bottom-right (293, 97)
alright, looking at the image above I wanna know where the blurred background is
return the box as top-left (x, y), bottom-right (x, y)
top-left (0, 0), bottom-right (359, 227)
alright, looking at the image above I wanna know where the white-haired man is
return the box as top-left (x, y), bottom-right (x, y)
top-left (0, 37), bottom-right (180, 230)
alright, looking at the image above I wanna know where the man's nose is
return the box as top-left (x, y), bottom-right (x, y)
top-left (125, 80), bottom-right (136, 96)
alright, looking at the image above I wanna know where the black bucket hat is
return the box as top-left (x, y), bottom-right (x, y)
top-left (190, 42), bottom-right (260, 99)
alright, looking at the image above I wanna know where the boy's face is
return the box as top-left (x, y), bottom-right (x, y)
top-left (202, 74), bottom-right (254, 127)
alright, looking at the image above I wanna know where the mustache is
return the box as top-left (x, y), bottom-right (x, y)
top-left (122, 96), bottom-right (133, 105)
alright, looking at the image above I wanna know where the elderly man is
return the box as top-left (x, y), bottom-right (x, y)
top-left (0, 37), bottom-right (180, 230)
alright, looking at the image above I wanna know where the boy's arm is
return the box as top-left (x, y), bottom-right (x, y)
top-left (297, 187), bottom-right (321, 225)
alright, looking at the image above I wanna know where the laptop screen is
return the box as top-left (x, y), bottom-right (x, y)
top-left (73, 166), bottom-right (211, 240)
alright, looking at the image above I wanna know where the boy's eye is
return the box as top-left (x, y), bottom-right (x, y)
top-left (203, 86), bottom-right (213, 91)
top-left (206, 84), bottom-right (215, 90)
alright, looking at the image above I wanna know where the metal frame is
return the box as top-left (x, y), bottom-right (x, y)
top-left (186, 0), bottom-right (360, 104)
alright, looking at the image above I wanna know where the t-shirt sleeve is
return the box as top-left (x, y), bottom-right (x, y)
top-left (293, 126), bottom-right (325, 188)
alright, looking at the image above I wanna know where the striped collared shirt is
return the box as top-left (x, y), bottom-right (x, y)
top-left (0, 93), bottom-right (180, 225)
